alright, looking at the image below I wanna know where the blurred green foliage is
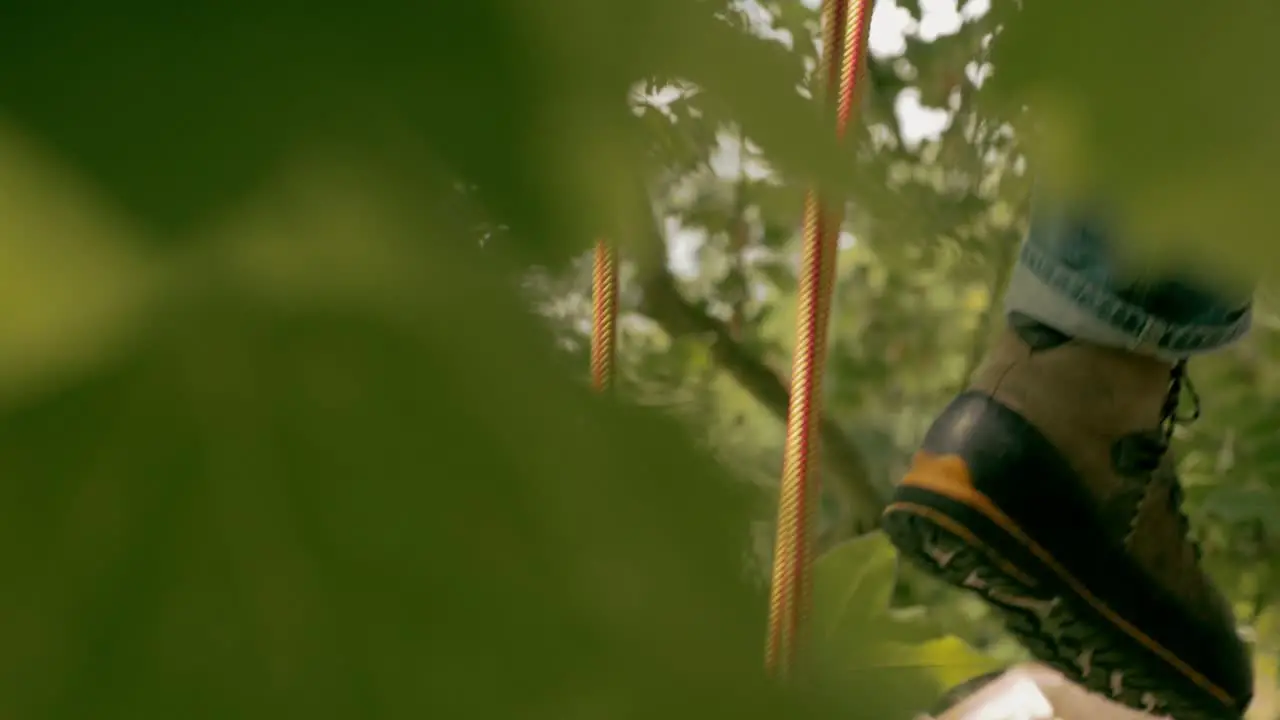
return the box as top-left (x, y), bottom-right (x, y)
top-left (985, 0), bottom-right (1280, 282)
top-left (3, 0), bottom-right (1280, 717)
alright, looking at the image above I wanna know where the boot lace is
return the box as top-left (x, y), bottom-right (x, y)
top-left (1111, 360), bottom-right (1202, 557)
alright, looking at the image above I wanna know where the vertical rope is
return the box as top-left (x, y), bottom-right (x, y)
top-left (765, 0), bottom-right (870, 679)
top-left (590, 239), bottom-right (618, 393)
top-left (837, 0), bottom-right (870, 137)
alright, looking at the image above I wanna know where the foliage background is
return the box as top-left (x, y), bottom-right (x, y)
top-left (1, 0), bottom-right (1280, 717)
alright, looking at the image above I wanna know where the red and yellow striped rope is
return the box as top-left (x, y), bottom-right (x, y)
top-left (590, 239), bottom-right (618, 393)
top-left (765, 0), bottom-right (869, 679)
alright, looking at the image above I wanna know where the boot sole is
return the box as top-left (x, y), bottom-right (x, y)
top-left (883, 493), bottom-right (1243, 720)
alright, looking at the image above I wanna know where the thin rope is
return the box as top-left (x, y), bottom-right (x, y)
top-left (590, 239), bottom-right (618, 393)
top-left (765, 0), bottom-right (869, 680)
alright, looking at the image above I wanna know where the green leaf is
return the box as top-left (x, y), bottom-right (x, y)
top-left (873, 637), bottom-right (1006, 690)
top-left (812, 533), bottom-right (899, 639)
top-left (810, 533), bottom-right (1002, 716)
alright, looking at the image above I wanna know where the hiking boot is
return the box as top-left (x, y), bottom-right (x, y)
top-left (881, 317), bottom-right (1253, 720)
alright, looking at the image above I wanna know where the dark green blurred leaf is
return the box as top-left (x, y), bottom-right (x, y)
top-left (0, 208), bottom-right (856, 718)
top-left (0, 0), bottom-right (854, 267)
top-left (987, 0), bottom-right (1280, 277)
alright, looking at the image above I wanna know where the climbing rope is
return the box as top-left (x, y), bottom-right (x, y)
top-left (590, 239), bottom-right (618, 392)
top-left (586, 0), bottom-right (868, 681)
top-left (765, 0), bottom-right (869, 679)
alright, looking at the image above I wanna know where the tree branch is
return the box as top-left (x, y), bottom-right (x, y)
top-left (638, 265), bottom-right (886, 537)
